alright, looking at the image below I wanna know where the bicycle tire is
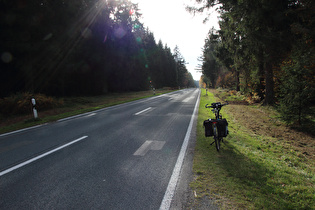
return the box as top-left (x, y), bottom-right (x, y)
top-left (213, 125), bottom-right (220, 151)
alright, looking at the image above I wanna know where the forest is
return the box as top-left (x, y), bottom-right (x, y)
top-left (0, 0), bottom-right (196, 98)
top-left (194, 0), bottom-right (314, 125)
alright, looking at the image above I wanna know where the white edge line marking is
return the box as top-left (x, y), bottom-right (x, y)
top-left (0, 136), bottom-right (88, 177)
top-left (159, 89), bottom-right (200, 210)
top-left (0, 124), bottom-right (45, 138)
top-left (134, 107), bottom-right (152, 115)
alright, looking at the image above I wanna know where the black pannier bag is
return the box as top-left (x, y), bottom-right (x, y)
top-left (203, 119), bottom-right (214, 137)
top-left (217, 119), bottom-right (228, 137)
top-left (204, 119), bottom-right (228, 137)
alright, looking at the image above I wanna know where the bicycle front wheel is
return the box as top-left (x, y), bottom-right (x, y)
top-left (213, 125), bottom-right (220, 151)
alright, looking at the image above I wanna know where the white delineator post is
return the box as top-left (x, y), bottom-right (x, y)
top-left (31, 98), bottom-right (38, 119)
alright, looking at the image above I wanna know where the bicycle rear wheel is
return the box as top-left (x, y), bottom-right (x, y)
top-left (213, 125), bottom-right (220, 151)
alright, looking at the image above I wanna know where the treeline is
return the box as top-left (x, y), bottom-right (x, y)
top-left (193, 0), bottom-right (314, 124)
top-left (0, 0), bottom-right (195, 98)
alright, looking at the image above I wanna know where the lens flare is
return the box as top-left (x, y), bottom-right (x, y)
top-left (81, 28), bottom-right (92, 39)
top-left (136, 37), bottom-right (142, 43)
top-left (103, 34), bottom-right (108, 43)
top-left (1, 52), bottom-right (13, 63)
top-left (114, 27), bottom-right (127, 39)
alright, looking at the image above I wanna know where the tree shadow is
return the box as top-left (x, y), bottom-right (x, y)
top-left (213, 140), bottom-right (293, 209)
top-left (292, 118), bottom-right (315, 137)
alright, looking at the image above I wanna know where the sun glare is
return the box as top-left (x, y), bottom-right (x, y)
top-left (128, 0), bottom-right (219, 80)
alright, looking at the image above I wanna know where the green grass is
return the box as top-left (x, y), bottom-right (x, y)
top-left (191, 89), bottom-right (314, 209)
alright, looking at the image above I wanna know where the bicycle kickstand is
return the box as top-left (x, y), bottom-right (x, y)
top-left (210, 140), bottom-right (215, 145)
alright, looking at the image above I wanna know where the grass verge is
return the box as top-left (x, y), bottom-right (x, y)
top-left (0, 89), bottom-right (173, 135)
top-left (190, 89), bottom-right (314, 209)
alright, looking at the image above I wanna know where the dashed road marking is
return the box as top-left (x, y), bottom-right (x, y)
top-left (134, 107), bottom-right (152, 115)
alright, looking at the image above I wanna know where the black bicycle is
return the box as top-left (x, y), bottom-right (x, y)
top-left (203, 102), bottom-right (229, 151)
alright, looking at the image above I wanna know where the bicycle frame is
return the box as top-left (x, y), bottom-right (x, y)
top-left (204, 102), bottom-right (229, 151)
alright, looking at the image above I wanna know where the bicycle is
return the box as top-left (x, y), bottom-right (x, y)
top-left (203, 102), bottom-right (229, 151)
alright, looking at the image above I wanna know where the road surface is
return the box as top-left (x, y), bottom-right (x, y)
top-left (0, 88), bottom-right (200, 209)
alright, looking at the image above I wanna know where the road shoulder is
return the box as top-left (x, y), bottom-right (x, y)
top-left (170, 104), bottom-right (219, 210)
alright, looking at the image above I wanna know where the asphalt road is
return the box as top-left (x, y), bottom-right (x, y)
top-left (0, 88), bottom-right (200, 209)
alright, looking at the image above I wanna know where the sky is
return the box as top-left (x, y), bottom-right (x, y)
top-left (130, 0), bottom-right (220, 80)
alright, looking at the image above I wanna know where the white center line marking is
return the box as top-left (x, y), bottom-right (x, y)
top-left (0, 136), bottom-right (88, 177)
top-left (134, 107), bottom-right (152, 115)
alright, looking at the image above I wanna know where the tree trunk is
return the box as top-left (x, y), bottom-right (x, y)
top-left (257, 50), bottom-right (265, 100)
top-left (264, 61), bottom-right (274, 105)
top-left (236, 70), bottom-right (240, 91)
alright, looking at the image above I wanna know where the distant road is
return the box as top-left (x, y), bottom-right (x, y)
top-left (0, 88), bottom-right (200, 209)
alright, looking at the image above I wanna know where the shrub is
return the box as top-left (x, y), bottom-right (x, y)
top-left (0, 93), bottom-right (64, 116)
top-left (216, 72), bottom-right (236, 89)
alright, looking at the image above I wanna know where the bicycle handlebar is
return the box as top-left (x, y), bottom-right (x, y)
top-left (205, 102), bottom-right (229, 109)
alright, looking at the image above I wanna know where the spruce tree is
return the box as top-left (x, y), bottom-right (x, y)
top-left (279, 41), bottom-right (315, 125)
